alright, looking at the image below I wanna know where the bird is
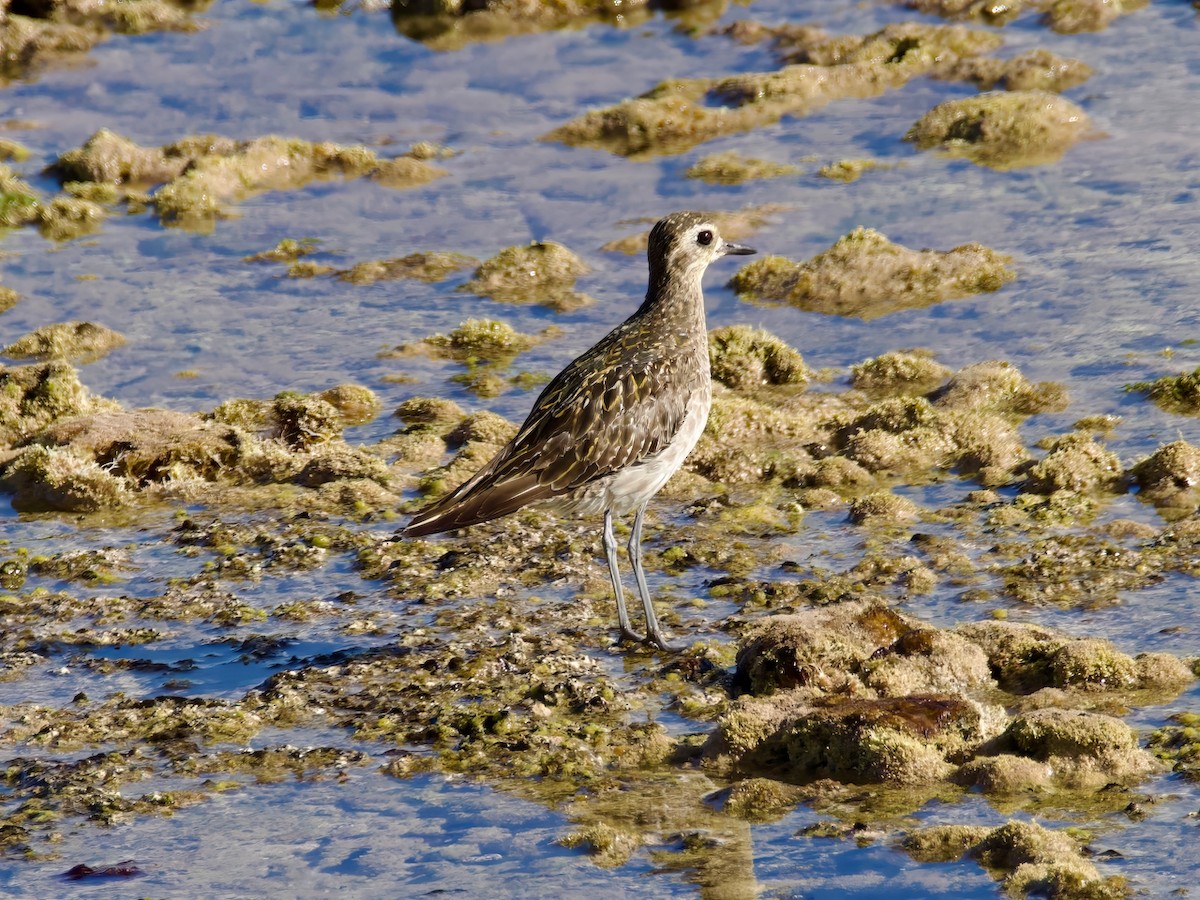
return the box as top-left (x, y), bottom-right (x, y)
top-left (403, 211), bottom-right (756, 650)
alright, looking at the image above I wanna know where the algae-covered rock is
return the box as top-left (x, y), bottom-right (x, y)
top-left (54, 131), bottom-right (447, 228)
top-left (708, 325), bottom-right (810, 390)
top-left (906, 90), bottom-right (1091, 169)
top-left (0, 443), bottom-right (127, 511)
top-left (848, 491), bottom-right (921, 526)
top-left (710, 691), bottom-right (989, 785)
top-left (0, 286), bottom-right (19, 314)
top-left (905, 0), bottom-right (1025, 25)
top-left (729, 227), bottom-right (1015, 319)
top-left (942, 48), bottom-right (1093, 93)
top-left (412, 319), bottom-right (545, 364)
top-left (1147, 712), bottom-right (1200, 781)
top-left (1130, 440), bottom-right (1200, 512)
top-left (548, 24), bottom-right (1000, 157)
top-left (393, 396), bottom-right (467, 430)
top-left (389, 0), bottom-right (663, 51)
top-left (0, 163), bottom-right (40, 228)
top-left (1023, 432), bottom-right (1123, 496)
top-left (907, 821), bottom-right (1130, 898)
top-left (685, 152), bottom-right (800, 184)
top-left (0, 360), bottom-right (116, 446)
top-left (998, 708), bottom-right (1161, 787)
top-left (851, 351), bottom-right (951, 396)
top-left (1042, 0), bottom-right (1147, 33)
top-left (336, 251), bottom-right (475, 285)
top-left (930, 360), bottom-right (1067, 416)
top-left (1127, 366), bottom-right (1200, 415)
top-left (4, 322), bottom-right (126, 363)
top-left (816, 159), bottom-right (882, 183)
top-left (461, 241), bottom-right (591, 311)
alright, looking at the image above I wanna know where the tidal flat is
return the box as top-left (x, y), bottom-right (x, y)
top-left (0, 0), bottom-right (1199, 896)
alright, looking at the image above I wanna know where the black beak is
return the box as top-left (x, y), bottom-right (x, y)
top-left (722, 241), bottom-right (756, 256)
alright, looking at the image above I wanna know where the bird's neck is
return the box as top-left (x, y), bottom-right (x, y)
top-left (639, 267), bottom-right (707, 336)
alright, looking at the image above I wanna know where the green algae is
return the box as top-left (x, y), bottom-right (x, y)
top-left (460, 241), bottom-right (592, 311)
top-left (3, 322), bottom-right (126, 364)
top-left (685, 152), bottom-right (800, 185)
top-left (904, 0), bottom-right (1026, 26)
top-left (729, 227), bottom-right (1015, 320)
top-left (906, 90), bottom-right (1092, 170)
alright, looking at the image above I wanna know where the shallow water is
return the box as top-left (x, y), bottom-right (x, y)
top-left (2, 0), bottom-right (1200, 895)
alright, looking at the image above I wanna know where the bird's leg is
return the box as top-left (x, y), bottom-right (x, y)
top-left (628, 503), bottom-right (677, 652)
top-left (604, 509), bottom-right (642, 643)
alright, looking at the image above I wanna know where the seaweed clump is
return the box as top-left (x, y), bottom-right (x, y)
top-left (906, 90), bottom-right (1091, 169)
top-left (685, 152), bottom-right (800, 185)
top-left (729, 227), bottom-right (1014, 319)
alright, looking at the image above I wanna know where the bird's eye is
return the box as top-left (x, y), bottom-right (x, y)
top-left (697, 229), bottom-right (713, 246)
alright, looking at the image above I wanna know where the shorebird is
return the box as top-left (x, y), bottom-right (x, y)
top-left (403, 211), bottom-right (755, 650)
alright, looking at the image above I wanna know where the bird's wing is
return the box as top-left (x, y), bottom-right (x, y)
top-left (404, 337), bottom-right (694, 535)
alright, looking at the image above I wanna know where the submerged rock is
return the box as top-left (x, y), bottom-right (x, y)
top-left (729, 227), bottom-right (1015, 319)
top-left (906, 90), bottom-right (1092, 169)
top-left (941, 48), bottom-right (1093, 92)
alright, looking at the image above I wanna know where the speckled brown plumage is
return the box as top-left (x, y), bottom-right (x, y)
top-left (404, 211), bottom-right (755, 649)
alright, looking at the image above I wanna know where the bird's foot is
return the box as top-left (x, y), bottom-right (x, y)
top-left (619, 626), bottom-right (646, 645)
top-left (643, 631), bottom-right (679, 653)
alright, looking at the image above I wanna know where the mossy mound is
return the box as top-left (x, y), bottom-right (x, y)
top-left (1147, 712), bottom-right (1200, 780)
top-left (461, 241), bottom-right (591, 311)
top-left (1131, 440), bottom-right (1200, 514)
top-left (708, 325), bottom-right (811, 391)
top-left (906, 90), bottom-right (1091, 169)
top-left (851, 351), bottom-right (952, 396)
top-left (1022, 432), bottom-right (1123, 496)
top-left (3, 321), bottom-right (126, 363)
top-left (729, 227), bottom-right (1015, 319)
top-left (685, 152), bottom-right (800, 184)
top-left (547, 24), bottom-right (1000, 158)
